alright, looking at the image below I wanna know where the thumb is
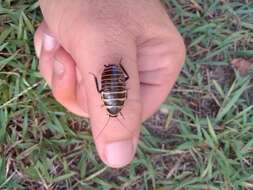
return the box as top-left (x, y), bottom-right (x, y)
top-left (39, 0), bottom-right (142, 168)
top-left (74, 31), bottom-right (141, 168)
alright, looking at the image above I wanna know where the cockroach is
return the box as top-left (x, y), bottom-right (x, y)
top-left (90, 60), bottom-right (129, 138)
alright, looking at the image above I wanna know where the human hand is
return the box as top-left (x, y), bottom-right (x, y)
top-left (34, 0), bottom-right (186, 168)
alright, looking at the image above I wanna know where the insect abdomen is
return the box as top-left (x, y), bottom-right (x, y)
top-left (101, 65), bottom-right (127, 116)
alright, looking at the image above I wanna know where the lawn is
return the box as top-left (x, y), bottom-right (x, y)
top-left (0, 0), bottom-right (253, 189)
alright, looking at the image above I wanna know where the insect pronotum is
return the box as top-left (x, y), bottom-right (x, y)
top-left (90, 59), bottom-right (129, 138)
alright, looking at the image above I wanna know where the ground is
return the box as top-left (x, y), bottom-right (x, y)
top-left (0, 0), bottom-right (253, 189)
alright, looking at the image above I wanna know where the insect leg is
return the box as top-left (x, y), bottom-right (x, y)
top-left (119, 62), bottom-right (129, 81)
top-left (89, 72), bottom-right (102, 93)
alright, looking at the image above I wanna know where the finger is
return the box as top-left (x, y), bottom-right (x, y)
top-left (35, 22), bottom-right (60, 86)
top-left (51, 48), bottom-right (89, 117)
top-left (138, 33), bottom-right (186, 120)
top-left (35, 22), bottom-right (88, 117)
top-left (72, 30), bottom-right (141, 168)
top-left (34, 22), bottom-right (44, 57)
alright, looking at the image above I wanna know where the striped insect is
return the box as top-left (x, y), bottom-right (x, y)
top-left (90, 61), bottom-right (129, 138)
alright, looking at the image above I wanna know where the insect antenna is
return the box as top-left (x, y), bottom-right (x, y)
top-left (119, 112), bottom-right (125, 120)
top-left (95, 116), bottom-right (111, 139)
top-left (115, 117), bottom-right (132, 135)
top-left (95, 116), bottom-right (132, 139)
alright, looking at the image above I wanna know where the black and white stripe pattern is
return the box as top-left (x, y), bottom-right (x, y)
top-left (101, 64), bottom-right (127, 116)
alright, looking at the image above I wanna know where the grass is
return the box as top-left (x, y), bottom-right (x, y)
top-left (0, 0), bottom-right (253, 189)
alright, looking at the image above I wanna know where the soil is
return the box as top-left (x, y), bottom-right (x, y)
top-left (143, 111), bottom-right (180, 140)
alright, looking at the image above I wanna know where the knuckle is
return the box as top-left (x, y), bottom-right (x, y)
top-left (158, 38), bottom-right (186, 84)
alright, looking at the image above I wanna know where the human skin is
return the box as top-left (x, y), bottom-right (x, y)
top-left (34, 0), bottom-right (186, 168)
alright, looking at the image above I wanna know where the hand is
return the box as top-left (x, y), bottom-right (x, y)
top-left (34, 0), bottom-right (186, 168)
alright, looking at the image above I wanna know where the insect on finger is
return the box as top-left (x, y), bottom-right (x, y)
top-left (91, 59), bottom-right (130, 139)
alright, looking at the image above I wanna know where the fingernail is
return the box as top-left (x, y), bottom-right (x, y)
top-left (105, 139), bottom-right (134, 167)
top-left (54, 60), bottom-right (65, 76)
top-left (43, 33), bottom-right (59, 52)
